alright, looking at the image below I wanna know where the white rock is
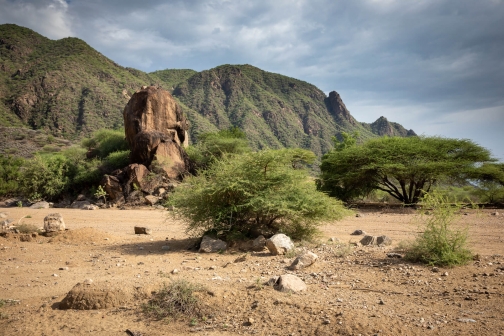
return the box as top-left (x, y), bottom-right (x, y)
top-left (266, 234), bottom-right (294, 255)
top-left (276, 274), bottom-right (307, 292)
top-left (289, 251), bottom-right (318, 270)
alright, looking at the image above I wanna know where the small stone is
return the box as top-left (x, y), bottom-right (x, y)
top-left (276, 274), bottom-right (307, 292)
top-left (209, 265), bottom-right (217, 270)
top-left (171, 269), bottom-right (179, 274)
top-left (52, 274), bottom-right (59, 277)
top-left (350, 229), bottom-right (366, 236)
top-left (83, 279), bottom-right (93, 285)
top-left (491, 212), bottom-right (499, 216)
top-left (427, 325), bottom-right (434, 330)
top-left (329, 237), bottom-right (340, 243)
top-left (138, 247), bottom-right (144, 250)
top-left (252, 235), bottom-right (267, 251)
top-left (59, 267), bottom-right (69, 271)
top-left (323, 319), bottom-right (331, 324)
top-left (134, 226), bottom-right (152, 235)
top-left (432, 267), bottom-right (439, 272)
top-left (289, 251), bottom-right (318, 270)
top-left (442, 272), bottom-right (449, 276)
top-left (457, 318), bottom-right (476, 323)
top-left (378, 299), bottom-right (385, 305)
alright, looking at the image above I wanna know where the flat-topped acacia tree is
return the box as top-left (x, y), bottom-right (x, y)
top-left (318, 136), bottom-right (495, 205)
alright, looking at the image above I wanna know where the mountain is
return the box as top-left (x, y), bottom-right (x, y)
top-left (0, 24), bottom-right (415, 156)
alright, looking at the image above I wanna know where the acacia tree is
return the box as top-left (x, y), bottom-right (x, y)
top-left (169, 148), bottom-right (349, 240)
top-left (318, 136), bottom-right (494, 205)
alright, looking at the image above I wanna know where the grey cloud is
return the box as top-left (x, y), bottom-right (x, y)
top-left (1, 0), bottom-right (503, 158)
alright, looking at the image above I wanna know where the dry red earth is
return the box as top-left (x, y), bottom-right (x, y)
top-left (0, 207), bottom-right (503, 336)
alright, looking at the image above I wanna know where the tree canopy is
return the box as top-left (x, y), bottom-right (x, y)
top-left (169, 148), bottom-right (349, 240)
top-left (318, 136), bottom-right (495, 205)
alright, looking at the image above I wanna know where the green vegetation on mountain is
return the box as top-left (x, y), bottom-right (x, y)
top-left (0, 24), bottom-right (415, 157)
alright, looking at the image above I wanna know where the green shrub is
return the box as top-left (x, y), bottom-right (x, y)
top-left (143, 280), bottom-right (207, 321)
top-left (20, 154), bottom-right (70, 201)
top-left (104, 150), bottom-right (130, 170)
top-left (169, 148), bottom-right (350, 241)
top-left (81, 129), bottom-right (128, 158)
top-left (405, 192), bottom-right (472, 266)
top-left (187, 127), bottom-right (250, 170)
top-left (0, 155), bottom-right (24, 196)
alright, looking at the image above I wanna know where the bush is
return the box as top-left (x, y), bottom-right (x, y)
top-left (405, 192), bottom-right (472, 266)
top-left (16, 223), bottom-right (39, 234)
top-left (81, 129), bottom-right (129, 158)
top-left (20, 154), bottom-right (70, 201)
top-left (143, 280), bottom-right (206, 321)
top-left (187, 127), bottom-right (250, 170)
top-left (169, 148), bottom-right (350, 241)
top-left (104, 150), bottom-right (130, 171)
top-left (0, 155), bottom-right (24, 196)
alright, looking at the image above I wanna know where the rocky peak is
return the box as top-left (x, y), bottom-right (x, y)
top-left (370, 116), bottom-right (416, 137)
top-left (326, 91), bottom-right (355, 125)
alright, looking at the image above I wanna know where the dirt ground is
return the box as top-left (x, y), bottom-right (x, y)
top-left (0, 207), bottom-right (503, 336)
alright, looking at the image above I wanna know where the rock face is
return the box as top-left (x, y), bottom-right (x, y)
top-left (266, 234), bottom-right (294, 255)
top-left (199, 236), bottom-right (227, 253)
top-left (123, 86), bottom-right (190, 179)
top-left (44, 213), bottom-right (65, 232)
top-left (289, 251), bottom-right (318, 270)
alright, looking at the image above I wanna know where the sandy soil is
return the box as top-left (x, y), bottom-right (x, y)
top-left (0, 207), bottom-right (503, 336)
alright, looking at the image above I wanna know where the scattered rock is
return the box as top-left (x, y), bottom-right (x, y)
top-left (76, 194), bottom-right (87, 201)
top-left (43, 213), bottom-right (65, 232)
top-left (199, 236), bottom-right (227, 253)
top-left (82, 204), bottom-right (99, 210)
top-left (491, 212), bottom-right (499, 216)
top-left (276, 274), bottom-right (307, 293)
top-left (328, 237), bottom-right (340, 243)
top-left (386, 253), bottom-right (402, 258)
top-left (0, 212), bottom-right (7, 219)
top-left (351, 229), bottom-right (366, 236)
top-left (355, 213), bottom-right (364, 218)
top-left (266, 234), bottom-right (294, 255)
top-left (69, 201), bottom-right (92, 209)
top-left (145, 195), bottom-right (160, 206)
top-left (457, 318), bottom-right (476, 323)
top-left (29, 201), bottom-right (51, 209)
top-left (360, 235), bottom-right (392, 246)
top-left (266, 276), bottom-right (280, 287)
top-left (289, 251), bottom-right (318, 270)
top-left (101, 175), bottom-right (125, 204)
top-left (377, 235), bottom-right (392, 246)
top-left (252, 235), bottom-right (267, 251)
top-left (134, 226), bottom-right (152, 235)
top-left (171, 269), bottom-right (179, 274)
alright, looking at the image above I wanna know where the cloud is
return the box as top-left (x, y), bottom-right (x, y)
top-left (0, 0), bottom-right (73, 38)
top-left (1, 0), bottom-right (503, 159)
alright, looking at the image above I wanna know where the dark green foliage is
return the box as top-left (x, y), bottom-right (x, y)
top-left (19, 154), bottom-right (71, 200)
top-left (319, 136), bottom-right (494, 204)
top-left (405, 192), bottom-right (472, 266)
top-left (0, 155), bottom-right (24, 195)
top-left (169, 148), bottom-right (350, 241)
top-left (81, 129), bottom-right (129, 158)
top-left (187, 127), bottom-right (250, 170)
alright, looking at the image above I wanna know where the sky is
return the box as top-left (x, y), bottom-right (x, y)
top-left (1, 0), bottom-right (503, 160)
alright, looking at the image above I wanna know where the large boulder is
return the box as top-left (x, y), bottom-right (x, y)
top-left (360, 235), bottom-right (392, 246)
top-left (101, 175), bottom-right (125, 204)
top-left (44, 213), bottom-right (65, 232)
top-left (123, 86), bottom-right (191, 179)
top-left (266, 234), bottom-right (294, 255)
top-left (29, 201), bottom-right (51, 209)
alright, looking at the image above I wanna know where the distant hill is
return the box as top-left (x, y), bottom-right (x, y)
top-left (0, 24), bottom-right (415, 156)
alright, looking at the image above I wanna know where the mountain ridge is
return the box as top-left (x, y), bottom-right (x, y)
top-left (0, 24), bottom-right (415, 156)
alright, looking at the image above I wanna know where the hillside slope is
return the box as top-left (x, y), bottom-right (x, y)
top-left (0, 24), bottom-right (415, 155)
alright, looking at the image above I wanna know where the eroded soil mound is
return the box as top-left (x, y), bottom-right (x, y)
top-left (59, 282), bottom-right (136, 310)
